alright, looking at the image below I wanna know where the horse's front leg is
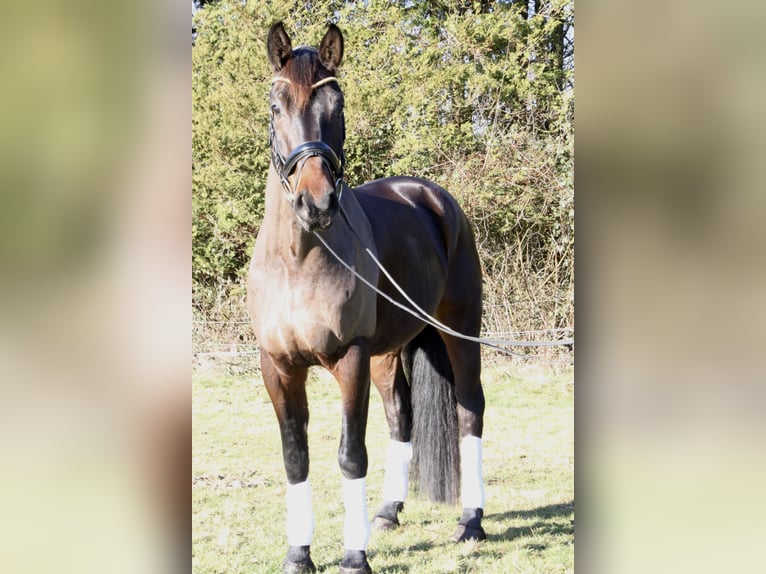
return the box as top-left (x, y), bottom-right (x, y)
top-left (329, 339), bottom-right (373, 574)
top-left (261, 352), bottom-right (316, 574)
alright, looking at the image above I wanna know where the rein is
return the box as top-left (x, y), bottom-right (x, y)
top-left (313, 206), bottom-right (575, 363)
top-left (268, 75), bottom-right (572, 362)
top-left (269, 76), bottom-right (345, 205)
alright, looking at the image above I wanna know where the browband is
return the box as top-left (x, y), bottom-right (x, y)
top-left (271, 76), bottom-right (339, 89)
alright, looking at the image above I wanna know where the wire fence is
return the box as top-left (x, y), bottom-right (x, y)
top-left (192, 317), bottom-right (573, 371)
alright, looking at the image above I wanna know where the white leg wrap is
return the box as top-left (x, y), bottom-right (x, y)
top-left (285, 480), bottom-right (314, 547)
top-left (342, 477), bottom-right (371, 551)
top-left (382, 440), bottom-right (412, 502)
top-left (460, 435), bottom-right (486, 509)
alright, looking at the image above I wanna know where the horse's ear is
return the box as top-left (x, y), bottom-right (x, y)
top-left (267, 22), bottom-right (292, 72)
top-left (319, 23), bottom-right (344, 72)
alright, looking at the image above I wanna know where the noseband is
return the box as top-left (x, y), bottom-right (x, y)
top-left (269, 76), bottom-right (345, 206)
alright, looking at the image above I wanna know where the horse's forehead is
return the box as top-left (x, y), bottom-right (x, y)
top-left (280, 49), bottom-right (321, 108)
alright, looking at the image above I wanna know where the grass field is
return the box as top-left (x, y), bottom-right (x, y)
top-left (193, 361), bottom-right (573, 573)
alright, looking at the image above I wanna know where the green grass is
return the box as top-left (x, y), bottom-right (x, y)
top-left (193, 362), bottom-right (573, 573)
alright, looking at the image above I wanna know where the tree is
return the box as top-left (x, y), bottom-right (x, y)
top-left (192, 0), bottom-right (574, 335)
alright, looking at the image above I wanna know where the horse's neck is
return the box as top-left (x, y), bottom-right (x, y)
top-left (260, 168), bottom-right (375, 268)
top-left (262, 170), bottom-right (317, 262)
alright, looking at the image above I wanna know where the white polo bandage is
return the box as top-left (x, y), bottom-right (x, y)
top-left (382, 440), bottom-right (412, 502)
top-left (460, 435), bottom-right (486, 509)
top-left (342, 477), bottom-right (371, 551)
top-left (285, 480), bottom-right (315, 546)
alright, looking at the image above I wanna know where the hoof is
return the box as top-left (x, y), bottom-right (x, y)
top-left (283, 545), bottom-right (316, 574)
top-left (339, 550), bottom-right (372, 574)
top-left (284, 561), bottom-right (316, 574)
top-left (452, 523), bottom-right (486, 542)
top-left (452, 507), bottom-right (486, 542)
top-left (371, 515), bottom-right (398, 531)
top-left (372, 500), bottom-right (403, 531)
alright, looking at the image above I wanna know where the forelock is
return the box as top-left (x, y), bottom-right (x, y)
top-left (279, 47), bottom-right (333, 110)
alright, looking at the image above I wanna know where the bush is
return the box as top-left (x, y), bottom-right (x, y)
top-left (192, 0), bottom-right (574, 353)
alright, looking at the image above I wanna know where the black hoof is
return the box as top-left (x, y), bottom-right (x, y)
top-left (339, 549), bottom-right (372, 574)
top-left (452, 507), bottom-right (486, 542)
top-left (372, 501), bottom-right (403, 531)
top-left (452, 523), bottom-right (487, 542)
top-left (371, 515), bottom-right (398, 531)
top-left (283, 545), bottom-right (316, 573)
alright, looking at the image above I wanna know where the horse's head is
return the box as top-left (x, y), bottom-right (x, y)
top-left (267, 22), bottom-right (345, 232)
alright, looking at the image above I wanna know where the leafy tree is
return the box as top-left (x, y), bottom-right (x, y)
top-left (192, 0), bottom-right (573, 336)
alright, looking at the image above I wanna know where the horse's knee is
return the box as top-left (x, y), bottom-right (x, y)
top-left (284, 450), bottom-right (309, 484)
top-left (338, 445), bottom-right (368, 479)
top-left (280, 423), bottom-right (310, 483)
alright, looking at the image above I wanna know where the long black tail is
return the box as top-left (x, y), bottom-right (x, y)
top-left (406, 326), bottom-right (460, 505)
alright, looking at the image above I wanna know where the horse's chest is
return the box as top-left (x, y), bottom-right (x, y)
top-left (249, 260), bottom-right (373, 358)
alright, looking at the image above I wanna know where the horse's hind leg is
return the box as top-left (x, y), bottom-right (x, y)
top-left (260, 352), bottom-right (316, 573)
top-left (370, 352), bottom-right (413, 530)
top-left (439, 333), bottom-right (487, 542)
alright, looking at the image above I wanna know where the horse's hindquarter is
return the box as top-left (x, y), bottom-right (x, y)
top-left (353, 177), bottom-right (475, 354)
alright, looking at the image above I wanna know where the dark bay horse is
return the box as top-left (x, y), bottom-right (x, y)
top-left (247, 22), bottom-right (486, 574)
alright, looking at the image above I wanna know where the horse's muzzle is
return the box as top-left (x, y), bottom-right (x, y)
top-left (294, 187), bottom-right (339, 231)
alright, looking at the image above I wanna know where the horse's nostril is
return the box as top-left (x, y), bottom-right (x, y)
top-left (295, 191), bottom-right (306, 210)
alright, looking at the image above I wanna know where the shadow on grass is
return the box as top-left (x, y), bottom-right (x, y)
top-left (487, 500), bottom-right (574, 545)
top-left (365, 532), bottom-right (453, 573)
top-left (374, 564), bottom-right (414, 574)
top-left (323, 503), bottom-right (574, 572)
top-left (312, 540), bottom-right (441, 573)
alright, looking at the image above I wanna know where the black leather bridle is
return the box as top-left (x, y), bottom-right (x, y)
top-left (269, 121), bottom-right (345, 205)
top-left (268, 77), bottom-right (346, 206)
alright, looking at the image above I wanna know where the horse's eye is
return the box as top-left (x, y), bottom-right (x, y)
top-left (271, 103), bottom-right (281, 116)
